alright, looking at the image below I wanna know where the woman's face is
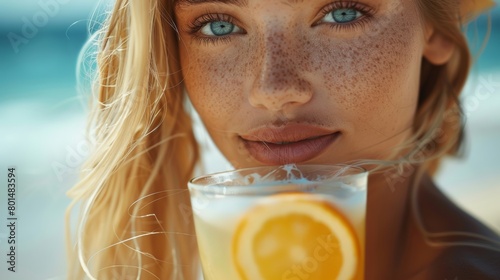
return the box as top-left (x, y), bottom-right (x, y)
top-left (175, 0), bottom-right (426, 168)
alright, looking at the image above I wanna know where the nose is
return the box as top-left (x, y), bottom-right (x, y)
top-left (249, 34), bottom-right (313, 112)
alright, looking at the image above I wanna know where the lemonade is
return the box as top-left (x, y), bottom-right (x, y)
top-left (188, 165), bottom-right (367, 280)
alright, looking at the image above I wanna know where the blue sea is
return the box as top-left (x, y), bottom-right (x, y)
top-left (0, 1), bottom-right (499, 279)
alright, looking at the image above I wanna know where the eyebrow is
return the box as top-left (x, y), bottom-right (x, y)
top-left (176, 0), bottom-right (248, 7)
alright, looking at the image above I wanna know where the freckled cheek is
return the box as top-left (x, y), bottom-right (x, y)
top-left (182, 49), bottom-right (247, 128)
top-left (316, 33), bottom-right (419, 124)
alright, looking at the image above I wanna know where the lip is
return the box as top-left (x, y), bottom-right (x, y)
top-left (240, 124), bottom-right (340, 165)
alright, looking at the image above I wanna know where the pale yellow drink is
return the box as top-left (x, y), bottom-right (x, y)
top-left (188, 165), bottom-right (367, 280)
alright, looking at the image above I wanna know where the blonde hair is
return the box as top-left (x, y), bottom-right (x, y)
top-left (66, 0), bottom-right (493, 279)
top-left (67, 0), bottom-right (199, 279)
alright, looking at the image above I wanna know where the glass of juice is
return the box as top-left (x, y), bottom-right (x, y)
top-left (188, 164), bottom-right (368, 280)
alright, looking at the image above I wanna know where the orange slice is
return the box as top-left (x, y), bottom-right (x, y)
top-left (232, 193), bottom-right (361, 280)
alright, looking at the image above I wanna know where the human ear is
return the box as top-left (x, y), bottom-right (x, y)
top-left (423, 26), bottom-right (455, 65)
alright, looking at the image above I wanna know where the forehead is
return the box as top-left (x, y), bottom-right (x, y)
top-left (175, 0), bottom-right (317, 7)
top-left (173, 0), bottom-right (396, 13)
top-left (176, 0), bottom-right (247, 4)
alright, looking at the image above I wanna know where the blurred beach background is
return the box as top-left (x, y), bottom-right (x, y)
top-left (0, 0), bottom-right (499, 279)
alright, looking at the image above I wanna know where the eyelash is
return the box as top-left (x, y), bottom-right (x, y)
top-left (187, 1), bottom-right (375, 44)
top-left (318, 1), bottom-right (375, 31)
top-left (187, 13), bottom-right (239, 45)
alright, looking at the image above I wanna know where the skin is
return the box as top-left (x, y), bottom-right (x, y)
top-left (176, 0), bottom-right (422, 168)
top-left (175, 0), bottom-right (500, 278)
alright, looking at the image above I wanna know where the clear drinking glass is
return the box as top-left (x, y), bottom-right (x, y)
top-left (188, 164), bottom-right (368, 280)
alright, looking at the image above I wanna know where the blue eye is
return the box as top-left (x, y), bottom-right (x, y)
top-left (322, 8), bottom-right (362, 24)
top-left (201, 20), bottom-right (241, 36)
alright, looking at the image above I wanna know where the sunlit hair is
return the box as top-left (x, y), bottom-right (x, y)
top-left (66, 0), bottom-right (199, 279)
top-left (411, 0), bottom-right (470, 173)
top-left (66, 0), bottom-right (495, 279)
